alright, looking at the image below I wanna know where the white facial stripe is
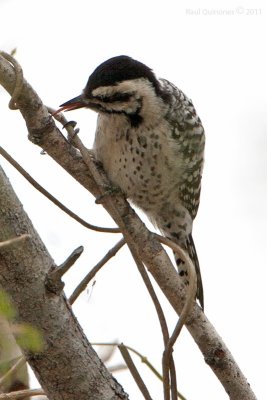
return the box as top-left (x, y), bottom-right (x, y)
top-left (91, 78), bottom-right (152, 99)
top-left (88, 78), bottom-right (165, 124)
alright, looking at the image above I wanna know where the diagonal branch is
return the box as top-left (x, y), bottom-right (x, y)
top-left (0, 146), bottom-right (120, 233)
top-left (69, 237), bottom-right (125, 304)
top-left (0, 357), bottom-right (26, 389)
top-left (118, 344), bottom-right (153, 400)
top-left (93, 342), bottom-right (187, 400)
top-left (154, 233), bottom-right (197, 395)
top-left (125, 242), bottom-right (178, 400)
top-left (0, 235), bottom-right (31, 249)
top-left (0, 388), bottom-right (45, 399)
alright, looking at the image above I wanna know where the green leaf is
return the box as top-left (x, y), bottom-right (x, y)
top-left (0, 290), bottom-right (16, 319)
top-left (16, 324), bottom-right (43, 352)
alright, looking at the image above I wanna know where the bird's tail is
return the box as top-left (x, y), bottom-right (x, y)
top-left (174, 234), bottom-right (204, 309)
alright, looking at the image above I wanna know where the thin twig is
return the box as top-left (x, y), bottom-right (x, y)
top-left (0, 388), bottom-right (44, 399)
top-left (98, 343), bottom-right (117, 364)
top-left (93, 342), bottom-right (162, 379)
top-left (121, 241), bottom-right (180, 399)
top-left (0, 234), bottom-right (30, 249)
top-left (118, 344), bottom-right (153, 400)
top-left (93, 342), bottom-right (186, 400)
top-left (49, 245), bottom-right (84, 281)
top-left (0, 146), bottom-right (120, 233)
top-left (68, 134), bottom-right (110, 200)
top-left (108, 364), bottom-right (128, 373)
top-left (69, 238), bottom-right (125, 304)
top-left (154, 233), bottom-right (197, 399)
top-left (46, 246), bottom-right (85, 295)
top-left (154, 234), bottom-right (197, 322)
top-left (48, 106), bottom-right (72, 130)
top-left (0, 357), bottom-right (26, 388)
top-left (48, 108), bottom-right (83, 149)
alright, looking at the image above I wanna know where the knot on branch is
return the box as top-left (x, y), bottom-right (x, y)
top-left (28, 118), bottom-right (55, 145)
top-left (45, 246), bottom-right (84, 295)
top-left (205, 345), bottom-right (226, 368)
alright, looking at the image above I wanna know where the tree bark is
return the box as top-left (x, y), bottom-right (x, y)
top-left (0, 166), bottom-right (128, 400)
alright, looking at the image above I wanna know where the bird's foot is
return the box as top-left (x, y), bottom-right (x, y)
top-left (95, 184), bottom-right (122, 204)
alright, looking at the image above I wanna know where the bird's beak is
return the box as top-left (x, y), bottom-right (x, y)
top-left (53, 95), bottom-right (85, 116)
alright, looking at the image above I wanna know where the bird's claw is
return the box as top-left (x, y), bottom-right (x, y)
top-left (95, 184), bottom-right (122, 204)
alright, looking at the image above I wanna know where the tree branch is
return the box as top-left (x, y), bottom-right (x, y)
top-left (48, 245), bottom-right (84, 281)
top-left (118, 344), bottom-right (153, 400)
top-left (69, 238), bottom-right (125, 304)
top-left (0, 388), bottom-right (44, 399)
top-left (0, 235), bottom-right (31, 249)
top-left (93, 342), bottom-right (186, 400)
top-left (0, 357), bottom-right (26, 389)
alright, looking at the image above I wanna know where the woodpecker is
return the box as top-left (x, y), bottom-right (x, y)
top-left (57, 55), bottom-right (205, 308)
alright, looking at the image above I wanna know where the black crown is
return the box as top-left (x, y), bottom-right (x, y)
top-left (85, 55), bottom-right (161, 96)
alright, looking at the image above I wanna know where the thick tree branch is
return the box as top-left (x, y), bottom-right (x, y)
top-left (0, 165), bottom-right (128, 400)
top-left (0, 53), bottom-right (257, 399)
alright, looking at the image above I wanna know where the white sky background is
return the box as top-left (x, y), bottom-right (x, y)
top-left (0, 0), bottom-right (266, 399)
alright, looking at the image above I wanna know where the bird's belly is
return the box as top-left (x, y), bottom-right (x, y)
top-left (96, 133), bottom-right (179, 214)
top-left (112, 158), bottom-right (168, 211)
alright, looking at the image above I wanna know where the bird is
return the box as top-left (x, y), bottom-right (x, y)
top-left (57, 55), bottom-right (205, 308)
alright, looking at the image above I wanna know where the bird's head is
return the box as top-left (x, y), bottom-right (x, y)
top-left (55, 56), bottom-right (167, 127)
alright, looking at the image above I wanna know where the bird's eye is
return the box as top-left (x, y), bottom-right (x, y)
top-left (95, 92), bottom-right (132, 103)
